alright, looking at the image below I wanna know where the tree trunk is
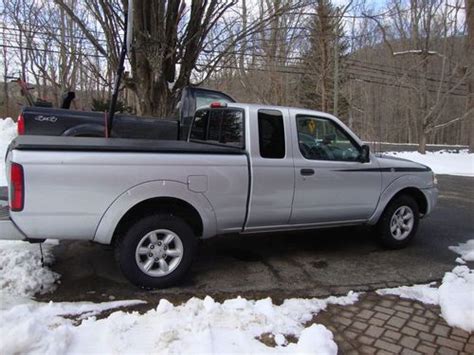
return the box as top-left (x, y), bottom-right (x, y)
top-left (418, 130), bottom-right (427, 154)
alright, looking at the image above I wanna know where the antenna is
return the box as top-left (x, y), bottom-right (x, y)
top-left (106, 0), bottom-right (133, 137)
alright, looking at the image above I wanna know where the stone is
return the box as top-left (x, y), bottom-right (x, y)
top-left (400, 335), bottom-right (420, 349)
top-left (374, 339), bottom-right (402, 353)
top-left (432, 324), bottom-right (451, 337)
top-left (436, 336), bottom-right (465, 351)
top-left (407, 321), bottom-right (430, 333)
top-left (366, 325), bottom-right (385, 338)
top-left (387, 316), bottom-right (407, 329)
top-left (384, 330), bottom-right (402, 341)
top-left (358, 309), bottom-right (375, 320)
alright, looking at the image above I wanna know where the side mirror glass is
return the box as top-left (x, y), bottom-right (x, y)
top-left (360, 144), bottom-right (370, 163)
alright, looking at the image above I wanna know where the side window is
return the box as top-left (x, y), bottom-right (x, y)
top-left (258, 109), bottom-right (285, 159)
top-left (296, 116), bottom-right (361, 161)
top-left (190, 109), bottom-right (244, 148)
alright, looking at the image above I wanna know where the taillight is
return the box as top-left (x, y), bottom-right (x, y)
top-left (17, 113), bottom-right (25, 135)
top-left (10, 163), bottom-right (24, 211)
top-left (210, 102), bottom-right (227, 108)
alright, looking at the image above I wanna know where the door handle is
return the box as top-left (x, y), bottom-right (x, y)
top-left (300, 168), bottom-right (315, 176)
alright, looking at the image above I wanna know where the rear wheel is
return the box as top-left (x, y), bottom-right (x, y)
top-left (115, 214), bottom-right (197, 289)
top-left (377, 195), bottom-right (419, 249)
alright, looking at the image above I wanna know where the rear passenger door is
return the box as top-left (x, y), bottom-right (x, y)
top-left (245, 107), bottom-right (295, 230)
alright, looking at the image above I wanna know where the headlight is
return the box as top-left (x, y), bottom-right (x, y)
top-left (432, 172), bottom-right (438, 186)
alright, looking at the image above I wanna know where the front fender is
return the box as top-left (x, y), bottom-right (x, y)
top-left (93, 180), bottom-right (217, 244)
top-left (368, 174), bottom-right (429, 225)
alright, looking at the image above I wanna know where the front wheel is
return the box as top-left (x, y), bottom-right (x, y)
top-left (377, 195), bottom-right (419, 249)
top-left (115, 214), bottom-right (197, 289)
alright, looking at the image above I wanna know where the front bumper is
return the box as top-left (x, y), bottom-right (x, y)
top-left (421, 186), bottom-right (438, 218)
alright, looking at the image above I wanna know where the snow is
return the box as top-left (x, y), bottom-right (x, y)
top-left (0, 229), bottom-right (357, 354)
top-left (385, 150), bottom-right (474, 176)
top-left (438, 266), bottom-right (474, 332)
top-left (377, 282), bottom-right (439, 305)
top-left (449, 240), bottom-right (474, 262)
top-left (377, 239), bottom-right (474, 332)
top-left (0, 292), bottom-right (359, 355)
top-left (0, 240), bottom-right (59, 298)
top-left (0, 117), bottom-right (17, 186)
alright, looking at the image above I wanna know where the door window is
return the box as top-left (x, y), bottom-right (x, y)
top-left (258, 110), bottom-right (285, 159)
top-left (296, 116), bottom-right (361, 161)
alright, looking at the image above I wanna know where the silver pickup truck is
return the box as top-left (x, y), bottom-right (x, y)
top-left (1, 103), bottom-right (438, 288)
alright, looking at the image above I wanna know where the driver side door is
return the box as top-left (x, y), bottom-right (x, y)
top-left (290, 113), bottom-right (382, 225)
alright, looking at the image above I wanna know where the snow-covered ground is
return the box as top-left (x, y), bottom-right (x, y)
top-left (1, 239), bottom-right (473, 354)
top-left (385, 150), bottom-right (474, 177)
top-left (0, 117), bottom-right (17, 186)
top-left (0, 237), bottom-right (356, 354)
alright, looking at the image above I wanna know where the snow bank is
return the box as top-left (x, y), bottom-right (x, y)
top-left (0, 117), bottom-right (17, 186)
top-left (0, 293), bottom-right (359, 355)
top-left (0, 240), bottom-right (59, 298)
top-left (438, 266), bottom-right (474, 332)
top-left (377, 239), bottom-right (474, 332)
top-left (0, 299), bottom-right (146, 355)
top-left (385, 150), bottom-right (474, 176)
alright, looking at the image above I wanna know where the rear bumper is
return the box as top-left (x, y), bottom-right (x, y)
top-left (421, 186), bottom-right (438, 218)
top-left (0, 219), bottom-right (26, 240)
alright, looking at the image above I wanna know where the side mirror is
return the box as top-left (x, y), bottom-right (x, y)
top-left (360, 144), bottom-right (370, 163)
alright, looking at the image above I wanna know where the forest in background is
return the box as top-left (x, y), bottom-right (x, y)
top-left (0, 0), bottom-right (472, 153)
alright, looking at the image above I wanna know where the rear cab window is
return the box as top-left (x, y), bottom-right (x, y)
top-left (189, 108), bottom-right (244, 149)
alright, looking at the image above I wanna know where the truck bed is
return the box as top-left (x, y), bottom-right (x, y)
top-left (10, 136), bottom-right (245, 155)
top-left (22, 106), bottom-right (179, 140)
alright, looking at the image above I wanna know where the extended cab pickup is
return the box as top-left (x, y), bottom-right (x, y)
top-left (1, 103), bottom-right (438, 288)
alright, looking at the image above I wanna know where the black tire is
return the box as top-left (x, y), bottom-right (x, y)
top-left (377, 195), bottom-right (419, 249)
top-left (115, 214), bottom-right (197, 289)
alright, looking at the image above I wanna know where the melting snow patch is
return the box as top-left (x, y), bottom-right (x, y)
top-left (449, 239), bottom-right (474, 262)
top-left (0, 240), bottom-right (59, 298)
top-left (377, 283), bottom-right (439, 305)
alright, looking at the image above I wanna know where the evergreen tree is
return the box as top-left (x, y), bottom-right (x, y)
top-left (300, 0), bottom-right (348, 116)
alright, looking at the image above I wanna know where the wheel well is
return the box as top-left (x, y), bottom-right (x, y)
top-left (391, 188), bottom-right (428, 215)
top-left (113, 197), bottom-right (204, 243)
